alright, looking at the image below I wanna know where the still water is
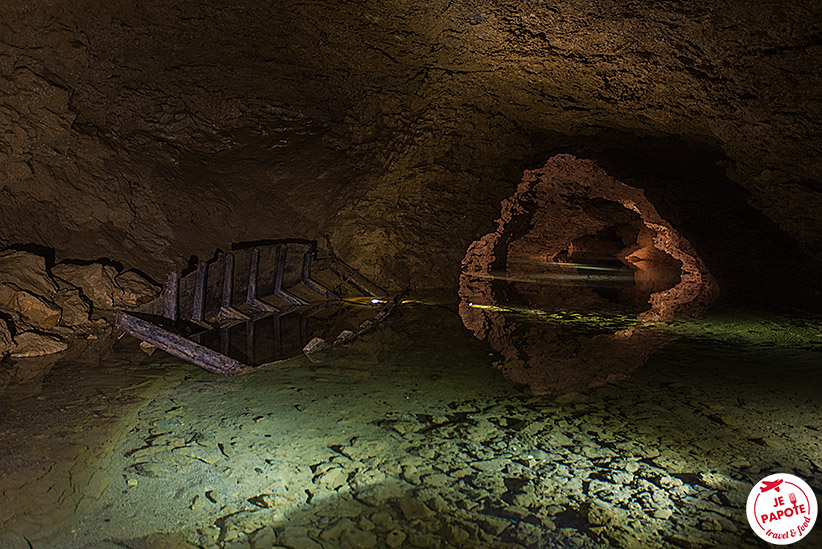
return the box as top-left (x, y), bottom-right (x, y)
top-left (0, 299), bottom-right (820, 548)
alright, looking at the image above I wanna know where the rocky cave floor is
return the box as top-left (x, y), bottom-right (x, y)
top-left (1, 301), bottom-right (821, 549)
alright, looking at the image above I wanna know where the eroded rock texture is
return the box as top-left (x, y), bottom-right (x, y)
top-left (461, 154), bottom-right (718, 321)
top-left (0, 249), bottom-right (158, 358)
top-left (1, 0), bottom-right (821, 307)
top-left (457, 154), bottom-right (712, 394)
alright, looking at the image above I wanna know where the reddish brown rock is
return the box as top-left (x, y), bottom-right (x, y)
top-left (3, 289), bottom-right (62, 330)
top-left (0, 250), bottom-right (58, 298)
top-left (461, 154), bottom-right (718, 322)
top-left (0, 250), bottom-right (64, 329)
top-left (113, 271), bottom-right (160, 308)
top-left (10, 332), bottom-right (68, 358)
top-left (53, 288), bottom-right (92, 327)
top-left (51, 263), bottom-right (122, 310)
top-left (0, 248), bottom-right (160, 358)
top-left (50, 263), bottom-right (159, 311)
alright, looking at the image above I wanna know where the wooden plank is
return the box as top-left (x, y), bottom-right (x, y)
top-left (274, 245), bottom-right (309, 305)
top-left (192, 261), bottom-right (207, 323)
top-left (247, 248), bottom-right (277, 312)
top-left (222, 252), bottom-right (234, 309)
top-left (219, 252), bottom-right (248, 320)
top-left (163, 271), bottom-right (179, 321)
top-left (117, 240), bottom-right (405, 375)
top-left (117, 312), bottom-right (248, 375)
top-left (302, 248), bottom-right (339, 300)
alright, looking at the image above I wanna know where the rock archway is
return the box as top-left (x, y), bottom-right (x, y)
top-left (460, 154), bottom-right (718, 322)
top-left (458, 154), bottom-right (719, 395)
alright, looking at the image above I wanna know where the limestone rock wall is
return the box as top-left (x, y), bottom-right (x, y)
top-left (0, 249), bottom-right (158, 359)
top-left (1, 0), bottom-right (820, 306)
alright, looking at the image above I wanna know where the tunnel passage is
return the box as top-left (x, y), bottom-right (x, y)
top-left (506, 202), bottom-right (685, 317)
top-left (457, 154), bottom-right (719, 395)
top-left (461, 153), bottom-right (718, 322)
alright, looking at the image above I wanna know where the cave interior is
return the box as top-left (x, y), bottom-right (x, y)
top-left (1, 1), bottom-right (821, 548)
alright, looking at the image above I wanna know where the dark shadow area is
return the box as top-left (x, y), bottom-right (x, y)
top-left (53, 256), bottom-right (125, 273)
top-left (524, 128), bottom-right (822, 312)
top-left (5, 243), bottom-right (56, 268)
top-left (0, 310), bottom-right (18, 337)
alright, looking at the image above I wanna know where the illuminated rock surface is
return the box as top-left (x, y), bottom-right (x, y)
top-left (0, 303), bottom-right (820, 547)
top-left (0, 249), bottom-right (158, 358)
top-left (0, 319), bottom-right (14, 358)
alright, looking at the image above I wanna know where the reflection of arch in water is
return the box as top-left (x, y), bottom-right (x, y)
top-left (458, 155), bottom-right (715, 395)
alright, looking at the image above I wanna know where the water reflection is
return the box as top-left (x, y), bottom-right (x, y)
top-left (0, 353), bottom-right (63, 400)
top-left (458, 270), bottom-right (670, 396)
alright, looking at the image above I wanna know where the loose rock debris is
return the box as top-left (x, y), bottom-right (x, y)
top-left (88, 380), bottom-right (807, 548)
top-left (7, 304), bottom-right (820, 548)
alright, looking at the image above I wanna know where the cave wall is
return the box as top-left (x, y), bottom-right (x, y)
top-left (1, 0), bottom-right (820, 305)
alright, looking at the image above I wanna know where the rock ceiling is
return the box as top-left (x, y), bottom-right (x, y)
top-left (1, 0), bottom-right (820, 307)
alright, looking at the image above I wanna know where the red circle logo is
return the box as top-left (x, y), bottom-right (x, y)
top-left (747, 473), bottom-right (818, 544)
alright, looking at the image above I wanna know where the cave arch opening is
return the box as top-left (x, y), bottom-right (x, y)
top-left (460, 154), bottom-right (719, 324)
top-left (504, 201), bottom-right (685, 317)
top-left (513, 129), bottom-right (822, 313)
